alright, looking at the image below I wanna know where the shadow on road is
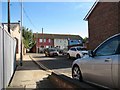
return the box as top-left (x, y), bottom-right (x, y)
top-left (31, 54), bottom-right (76, 70)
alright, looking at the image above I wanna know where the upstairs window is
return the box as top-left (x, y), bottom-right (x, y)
top-left (48, 39), bottom-right (51, 43)
top-left (39, 39), bottom-right (42, 43)
top-left (44, 39), bottom-right (46, 42)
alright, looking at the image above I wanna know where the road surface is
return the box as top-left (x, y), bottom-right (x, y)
top-left (32, 54), bottom-right (76, 78)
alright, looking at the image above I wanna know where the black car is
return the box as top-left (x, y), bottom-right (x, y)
top-left (44, 48), bottom-right (59, 57)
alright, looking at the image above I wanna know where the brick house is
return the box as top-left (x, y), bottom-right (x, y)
top-left (31, 33), bottom-right (82, 53)
top-left (84, 1), bottom-right (120, 50)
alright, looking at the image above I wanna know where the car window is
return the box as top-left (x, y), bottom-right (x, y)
top-left (50, 49), bottom-right (56, 51)
top-left (77, 47), bottom-right (87, 51)
top-left (70, 48), bottom-right (76, 51)
top-left (95, 35), bottom-right (120, 56)
top-left (116, 44), bottom-right (120, 54)
top-left (76, 48), bottom-right (82, 51)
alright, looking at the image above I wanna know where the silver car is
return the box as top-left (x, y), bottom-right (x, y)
top-left (72, 33), bottom-right (120, 89)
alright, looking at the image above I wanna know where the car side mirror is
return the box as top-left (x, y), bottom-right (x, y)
top-left (88, 50), bottom-right (94, 57)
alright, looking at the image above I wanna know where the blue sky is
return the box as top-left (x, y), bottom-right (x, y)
top-left (2, 2), bottom-right (94, 38)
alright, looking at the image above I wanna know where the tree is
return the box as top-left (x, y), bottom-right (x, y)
top-left (83, 37), bottom-right (88, 43)
top-left (22, 27), bottom-right (35, 49)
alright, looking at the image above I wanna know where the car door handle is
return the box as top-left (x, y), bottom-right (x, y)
top-left (105, 58), bottom-right (111, 62)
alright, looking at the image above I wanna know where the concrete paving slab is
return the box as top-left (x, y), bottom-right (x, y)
top-left (9, 54), bottom-right (53, 89)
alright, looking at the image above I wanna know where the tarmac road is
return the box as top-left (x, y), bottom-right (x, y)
top-left (31, 53), bottom-right (76, 78)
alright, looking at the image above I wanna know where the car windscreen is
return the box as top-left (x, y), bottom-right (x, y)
top-left (49, 49), bottom-right (56, 51)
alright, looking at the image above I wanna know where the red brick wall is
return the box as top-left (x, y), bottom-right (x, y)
top-left (88, 2), bottom-right (119, 50)
top-left (36, 38), bottom-right (54, 48)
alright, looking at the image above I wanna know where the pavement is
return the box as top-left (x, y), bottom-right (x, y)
top-left (8, 53), bottom-right (107, 90)
top-left (9, 53), bottom-right (55, 89)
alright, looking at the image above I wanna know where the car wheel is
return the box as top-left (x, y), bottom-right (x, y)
top-left (72, 65), bottom-right (83, 81)
top-left (45, 54), bottom-right (47, 57)
top-left (76, 54), bottom-right (81, 59)
top-left (67, 53), bottom-right (71, 59)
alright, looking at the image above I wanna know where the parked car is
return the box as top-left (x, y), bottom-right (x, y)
top-left (62, 48), bottom-right (68, 55)
top-left (39, 48), bottom-right (45, 53)
top-left (44, 48), bottom-right (59, 57)
top-left (72, 33), bottom-right (120, 89)
top-left (55, 48), bottom-right (64, 54)
top-left (67, 47), bottom-right (88, 59)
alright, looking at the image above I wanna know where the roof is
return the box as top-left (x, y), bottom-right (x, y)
top-left (2, 23), bottom-right (20, 31)
top-left (84, 0), bottom-right (99, 21)
top-left (84, 0), bottom-right (120, 21)
top-left (34, 33), bottom-right (82, 40)
top-left (0, 23), bottom-right (2, 29)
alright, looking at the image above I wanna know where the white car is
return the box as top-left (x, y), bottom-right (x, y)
top-left (72, 33), bottom-right (120, 89)
top-left (67, 47), bottom-right (88, 59)
top-left (44, 48), bottom-right (59, 57)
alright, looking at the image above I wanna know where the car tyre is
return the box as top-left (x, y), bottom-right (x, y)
top-left (67, 53), bottom-right (71, 59)
top-left (76, 54), bottom-right (81, 59)
top-left (72, 65), bottom-right (83, 81)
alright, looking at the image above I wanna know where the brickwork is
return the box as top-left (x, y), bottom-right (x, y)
top-left (88, 2), bottom-right (120, 50)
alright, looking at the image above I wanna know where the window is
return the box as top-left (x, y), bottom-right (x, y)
top-left (95, 35), bottom-right (120, 56)
top-left (44, 39), bottom-right (46, 42)
top-left (76, 48), bottom-right (82, 51)
top-left (48, 39), bottom-right (51, 43)
top-left (116, 43), bottom-right (120, 54)
top-left (39, 39), bottom-right (42, 42)
top-left (70, 48), bottom-right (76, 51)
top-left (77, 47), bottom-right (87, 51)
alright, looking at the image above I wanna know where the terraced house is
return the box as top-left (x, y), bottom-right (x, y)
top-left (31, 33), bottom-right (83, 53)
